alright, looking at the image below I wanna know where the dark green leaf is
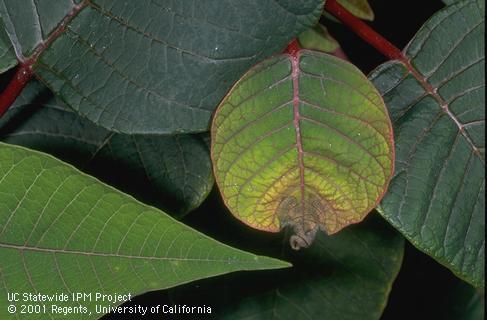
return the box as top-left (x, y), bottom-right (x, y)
top-left (0, 81), bottom-right (213, 216)
top-left (369, 0), bottom-right (485, 287)
top-left (0, 0), bottom-right (323, 134)
top-left (443, 0), bottom-right (462, 4)
top-left (0, 22), bottom-right (16, 73)
top-left (169, 214), bottom-right (404, 320)
top-left (0, 142), bottom-right (290, 320)
top-left (444, 282), bottom-right (484, 320)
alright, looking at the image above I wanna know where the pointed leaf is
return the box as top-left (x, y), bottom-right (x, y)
top-left (211, 50), bottom-right (394, 249)
top-left (0, 81), bottom-right (213, 216)
top-left (0, 142), bottom-right (289, 320)
top-left (369, 0), bottom-right (485, 287)
top-left (0, 0), bottom-right (323, 134)
top-left (169, 214), bottom-right (404, 320)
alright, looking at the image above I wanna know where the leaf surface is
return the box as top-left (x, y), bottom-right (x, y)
top-left (443, 281), bottom-right (485, 320)
top-left (212, 50), bottom-right (394, 249)
top-left (369, 0), bottom-right (485, 287)
top-left (0, 24), bottom-right (15, 73)
top-left (0, 142), bottom-right (289, 320)
top-left (0, 0), bottom-right (323, 134)
top-left (337, 0), bottom-right (375, 21)
top-left (298, 25), bottom-right (340, 53)
top-left (443, 0), bottom-right (462, 4)
top-left (169, 214), bottom-right (404, 320)
top-left (0, 81), bottom-right (213, 216)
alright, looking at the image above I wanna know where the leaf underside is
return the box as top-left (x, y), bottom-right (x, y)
top-left (0, 0), bottom-right (323, 134)
top-left (0, 142), bottom-right (289, 320)
top-left (0, 81), bottom-right (213, 216)
top-left (212, 50), bottom-right (394, 249)
top-left (370, 0), bottom-right (485, 287)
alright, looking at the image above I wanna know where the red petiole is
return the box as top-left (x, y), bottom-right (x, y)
top-left (324, 0), bottom-right (403, 60)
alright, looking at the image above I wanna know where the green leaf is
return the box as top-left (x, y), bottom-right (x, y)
top-left (0, 0), bottom-right (323, 134)
top-left (0, 142), bottom-right (290, 320)
top-left (443, 282), bottom-right (485, 320)
top-left (443, 0), bottom-right (461, 4)
top-left (298, 24), bottom-right (340, 53)
top-left (369, 0), bottom-right (485, 287)
top-left (211, 50), bottom-right (394, 249)
top-left (0, 81), bottom-right (213, 216)
top-left (169, 214), bottom-right (404, 320)
top-left (338, 0), bottom-right (375, 21)
top-left (0, 22), bottom-right (16, 73)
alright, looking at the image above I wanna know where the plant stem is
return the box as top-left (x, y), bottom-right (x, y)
top-left (284, 39), bottom-right (301, 56)
top-left (324, 0), bottom-right (403, 60)
top-left (0, 0), bottom-right (89, 118)
top-left (0, 64), bottom-right (33, 117)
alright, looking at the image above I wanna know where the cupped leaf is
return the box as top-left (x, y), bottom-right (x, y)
top-left (0, 0), bottom-right (323, 134)
top-left (298, 25), bottom-right (340, 53)
top-left (369, 0), bottom-right (485, 287)
top-left (211, 50), bottom-right (394, 249)
top-left (169, 213), bottom-right (404, 320)
top-left (0, 142), bottom-right (289, 320)
top-left (0, 81), bottom-right (213, 216)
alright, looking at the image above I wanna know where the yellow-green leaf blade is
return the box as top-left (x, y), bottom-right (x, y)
top-left (0, 143), bottom-right (289, 320)
top-left (338, 0), bottom-right (375, 21)
top-left (298, 25), bottom-right (340, 53)
top-left (212, 50), bottom-right (394, 249)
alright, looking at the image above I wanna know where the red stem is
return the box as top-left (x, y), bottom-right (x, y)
top-left (284, 39), bottom-right (301, 56)
top-left (0, 63), bottom-right (33, 117)
top-left (324, 0), bottom-right (403, 60)
top-left (0, 0), bottom-right (88, 118)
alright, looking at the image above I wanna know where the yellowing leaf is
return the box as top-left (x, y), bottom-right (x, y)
top-left (211, 50), bottom-right (394, 249)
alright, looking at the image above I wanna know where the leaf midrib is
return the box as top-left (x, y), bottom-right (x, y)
top-left (0, 242), bottom-right (265, 264)
top-left (4, 0), bottom-right (261, 66)
top-left (400, 1), bottom-right (485, 165)
top-left (289, 52), bottom-right (306, 212)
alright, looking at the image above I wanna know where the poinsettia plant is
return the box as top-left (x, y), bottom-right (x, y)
top-left (0, 0), bottom-right (484, 319)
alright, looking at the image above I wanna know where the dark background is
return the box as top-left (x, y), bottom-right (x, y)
top-left (2, 0), bottom-right (477, 319)
top-left (102, 1), bottom-right (473, 320)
